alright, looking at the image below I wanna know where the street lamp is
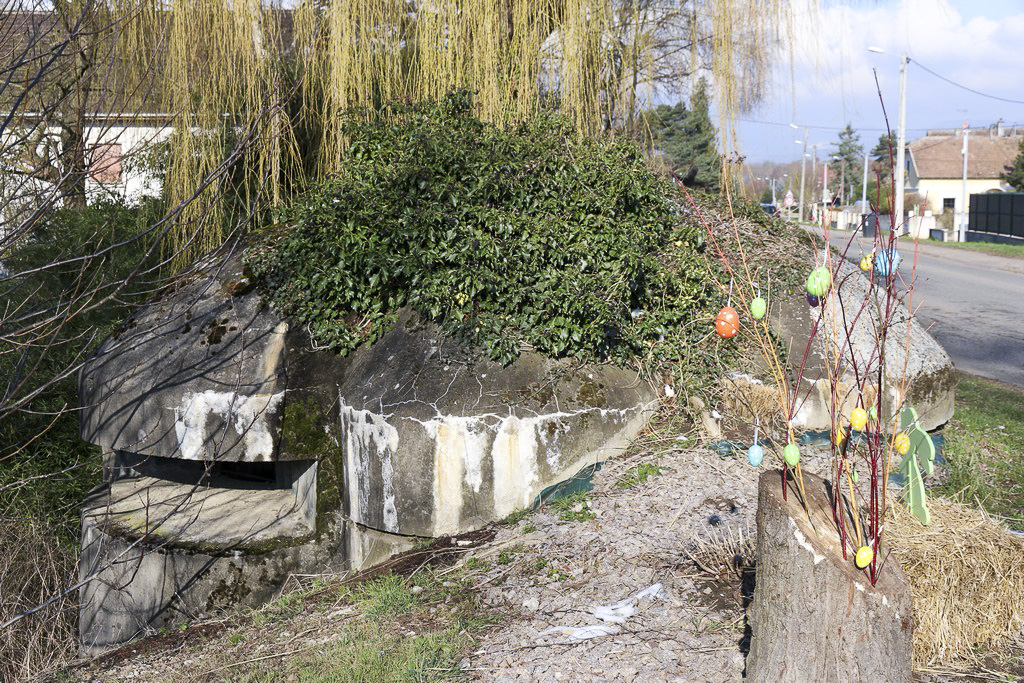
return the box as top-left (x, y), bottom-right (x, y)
top-left (794, 130), bottom-right (807, 222)
top-left (869, 46), bottom-right (909, 235)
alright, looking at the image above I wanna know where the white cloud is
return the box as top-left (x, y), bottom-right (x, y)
top-left (738, 0), bottom-right (1024, 161)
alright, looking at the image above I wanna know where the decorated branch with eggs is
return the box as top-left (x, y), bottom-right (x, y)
top-left (687, 179), bottom-right (932, 586)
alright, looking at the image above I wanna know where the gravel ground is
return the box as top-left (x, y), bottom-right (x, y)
top-left (73, 431), bottom-right (1001, 682)
top-left (460, 438), bottom-right (834, 683)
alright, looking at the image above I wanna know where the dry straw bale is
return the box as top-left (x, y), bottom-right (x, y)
top-left (887, 497), bottom-right (1024, 667)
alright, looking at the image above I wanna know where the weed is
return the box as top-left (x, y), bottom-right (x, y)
top-left (228, 632), bottom-right (245, 646)
top-left (617, 462), bottom-right (662, 489)
top-left (936, 372), bottom-right (1024, 530)
top-left (531, 558), bottom-right (549, 572)
top-left (547, 568), bottom-right (572, 582)
top-left (413, 536), bottom-right (435, 551)
top-left (465, 557), bottom-right (490, 571)
top-left (551, 492), bottom-right (596, 522)
top-left (522, 524), bottom-right (536, 534)
top-left (352, 573), bottom-right (419, 618)
top-left (501, 508), bottom-right (531, 526)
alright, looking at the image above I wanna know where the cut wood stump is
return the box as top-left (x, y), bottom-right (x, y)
top-left (746, 469), bottom-right (913, 682)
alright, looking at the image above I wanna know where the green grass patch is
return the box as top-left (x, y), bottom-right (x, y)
top-left (351, 573), bottom-right (420, 619)
top-left (617, 462), bottom-right (662, 489)
top-left (550, 492), bottom-right (596, 522)
top-left (924, 238), bottom-right (1024, 260)
top-left (229, 571), bottom-right (493, 682)
top-left (936, 372), bottom-right (1024, 530)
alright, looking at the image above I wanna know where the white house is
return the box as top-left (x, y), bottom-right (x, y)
top-left (906, 123), bottom-right (1021, 221)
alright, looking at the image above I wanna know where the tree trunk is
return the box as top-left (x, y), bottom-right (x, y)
top-left (747, 470), bottom-right (913, 682)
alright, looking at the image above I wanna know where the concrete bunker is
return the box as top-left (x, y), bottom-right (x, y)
top-left (77, 245), bottom-right (658, 652)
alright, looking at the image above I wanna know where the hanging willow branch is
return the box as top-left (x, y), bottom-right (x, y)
top-left (97, 0), bottom-right (791, 264)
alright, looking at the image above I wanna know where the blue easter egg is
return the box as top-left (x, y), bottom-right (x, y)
top-left (807, 293), bottom-right (820, 307)
top-left (747, 444), bottom-right (764, 467)
top-left (875, 249), bottom-right (902, 277)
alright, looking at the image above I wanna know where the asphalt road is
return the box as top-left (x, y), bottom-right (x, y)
top-left (819, 228), bottom-right (1024, 388)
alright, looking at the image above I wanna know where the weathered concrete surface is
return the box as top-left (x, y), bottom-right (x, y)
top-left (78, 243), bottom-right (658, 650)
top-left (768, 257), bottom-right (955, 432)
top-left (294, 308), bottom-right (658, 538)
top-left (79, 498), bottom-right (413, 655)
top-left (80, 244), bottom-right (291, 463)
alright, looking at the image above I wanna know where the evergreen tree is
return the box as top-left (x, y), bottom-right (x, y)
top-left (828, 123), bottom-right (862, 205)
top-left (646, 79), bottom-right (721, 192)
top-left (1001, 137), bottom-right (1024, 190)
top-left (866, 133), bottom-right (898, 212)
top-left (871, 133), bottom-right (898, 183)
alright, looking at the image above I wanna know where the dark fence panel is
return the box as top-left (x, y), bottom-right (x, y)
top-left (969, 192), bottom-right (1024, 238)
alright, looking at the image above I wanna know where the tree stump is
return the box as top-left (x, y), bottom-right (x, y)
top-left (747, 470), bottom-right (913, 682)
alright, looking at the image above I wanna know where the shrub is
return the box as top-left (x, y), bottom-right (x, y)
top-left (246, 92), bottom-right (713, 365)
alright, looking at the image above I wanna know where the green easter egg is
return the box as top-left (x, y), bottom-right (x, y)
top-left (806, 267), bottom-right (832, 297)
top-left (750, 297), bottom-right (767, 320)
top-left (783, 443), bottom-right (800, 466)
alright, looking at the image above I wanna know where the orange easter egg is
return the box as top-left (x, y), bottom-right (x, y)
top-left (715, 307), bottom-right (740, 339)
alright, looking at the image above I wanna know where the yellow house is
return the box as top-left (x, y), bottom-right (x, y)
top-left (906, 126), bottom-right (1021, 220)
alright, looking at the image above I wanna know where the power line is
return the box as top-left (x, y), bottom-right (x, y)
top-left (911, 59), bottom-right (1024, 106)
top-left (732, 117), bottom-right (1014, 135)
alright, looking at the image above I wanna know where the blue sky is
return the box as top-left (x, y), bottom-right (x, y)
top-left (732, 0), bottom-right (1024, 163)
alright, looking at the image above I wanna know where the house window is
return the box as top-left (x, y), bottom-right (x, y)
top-left (942, 197), bottom-right (955, 211)
top-left (90, 143), bottom-right (123, 184)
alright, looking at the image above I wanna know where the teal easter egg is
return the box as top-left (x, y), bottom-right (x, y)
top-left (747, 444), bottom-right (764, 466)
top-left (875, 249), bottom-right (902, 277)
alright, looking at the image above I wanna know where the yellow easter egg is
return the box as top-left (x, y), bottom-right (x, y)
top-left (893, 433), bottom-right (911, 455)
top-left (859, 255), bottom-right (873, 272)
top-left (850, 407), bottom-right (868, 432)
top-left (855, 545), bottom-right (874, 569)
top-left (834, 425), bottom-right (847, 447)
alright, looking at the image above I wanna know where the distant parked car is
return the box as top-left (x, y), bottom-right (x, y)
top-left (760, 203), bottom-right (781, 218)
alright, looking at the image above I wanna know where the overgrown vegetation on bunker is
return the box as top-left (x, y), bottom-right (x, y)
top-left (246, 92), bottom-right (733, 368)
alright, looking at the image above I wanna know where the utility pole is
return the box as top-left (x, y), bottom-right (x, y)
top-left (861, 149), bottom-right (869, 231)
top-left (861, 150), bottom-right (869, 207)
top-left (840, 159), bottom-right (846, 206)
top-left (810, 144), bottom-right (818, 221)
top-left (961, 123), bottom-right (969, 242)
top-left (894, 52), bottom-right (908, 235)
top-left (798, 128), bottom-right (808, 222)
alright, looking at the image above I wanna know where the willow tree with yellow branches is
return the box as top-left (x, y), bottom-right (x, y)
top-left (97, 0), bottom-right (789, 264)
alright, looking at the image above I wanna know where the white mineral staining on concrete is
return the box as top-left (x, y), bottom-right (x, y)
top-left (432, 423), bottom-right (466, 536)
top-left (490, 416), bottom-right (541, 520)
top-left (537, 418), bottom-right (568, 470)
top-left (418, 416), bottom-right (494, 535)
top-left (259, 322), bottom-right (288, 383)
top-left (172, 390), bottom-right (284, 460)
top-left (339, 400), bottom-right (400, 531)
top-left (411, 407), bottom-right (637, 536)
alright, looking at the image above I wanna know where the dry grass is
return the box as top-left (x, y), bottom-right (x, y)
top-left (0, 517), bottom-right (78, 681)
top-left (721, 375), bottom-right (785, 430)
top-left (887, 497), bottom-right (1024, 669)
top-left (686, 526), bottom-right (755, 583)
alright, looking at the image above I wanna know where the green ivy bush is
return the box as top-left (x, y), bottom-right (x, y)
top-left (0, 199), bottom-right (164, 537)
top-left (246, 92), bottom-right (714, 365)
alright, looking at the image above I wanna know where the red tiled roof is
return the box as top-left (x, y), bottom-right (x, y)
top-left (909, 133), bottom-right (1022, 180)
